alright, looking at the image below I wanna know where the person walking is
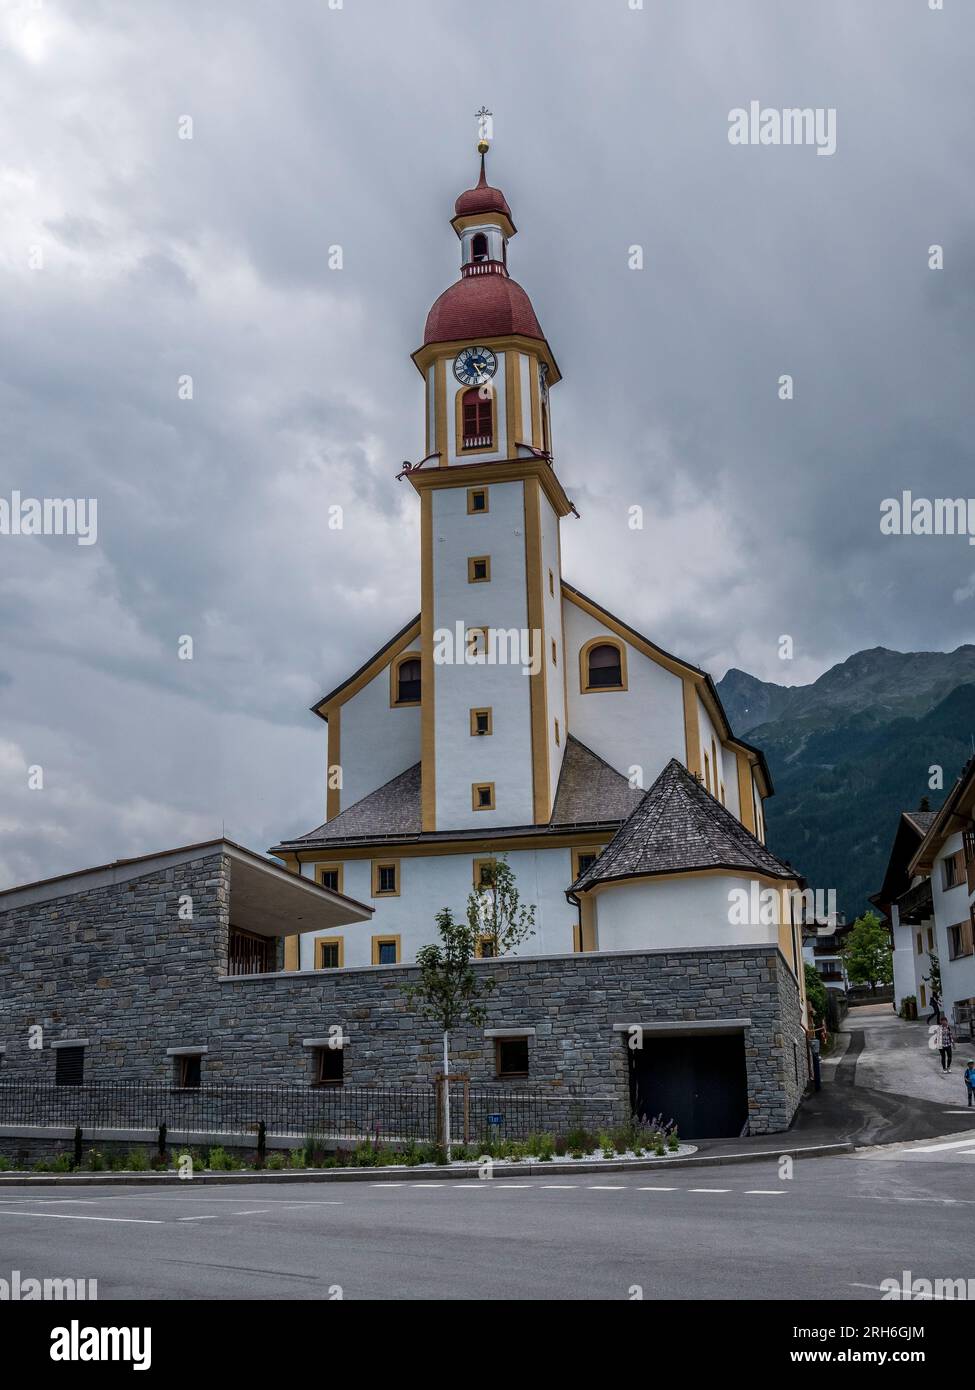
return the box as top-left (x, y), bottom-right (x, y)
top-left (939, 1017), bottom-right (954, 1073)
top-left (965, 1060), bottom-right (975, 1108)
top-left (928, 988), bottom-right (941, 1025)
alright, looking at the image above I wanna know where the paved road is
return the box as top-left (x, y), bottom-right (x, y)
top-left (2, 1149), bottom-right (974, 1300)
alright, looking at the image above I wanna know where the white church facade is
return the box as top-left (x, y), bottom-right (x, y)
top-left (270, 147), bottom-right (807, 1022)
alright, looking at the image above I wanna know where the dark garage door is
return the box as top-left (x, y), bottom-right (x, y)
top-left (628, 1032), bottom-right (748, 1139)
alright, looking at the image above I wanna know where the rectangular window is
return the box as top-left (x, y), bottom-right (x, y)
top-left (467, 487), bottom-right (489, 514)
top-left (551, 638), bottom-right (557, 666)
top-left (478, 936), bottom-right (497, 958)
top-left (228, 926), bottom-right (275, 975)
top-left (315, 938), bottom-right (344, 969)
top-left (55, 1046), bottom-right (85, 1086)
top-left (920, 982), bottom-right (927, 1009)
top-left (371, 936), bottom-right (400, 966)
top-left (473, 857), bottom-right (497, 888)
top-left (944, 855), bottom-right (958, 889)
top-left (704, 753), bottom-right (711, 794)
top-left (548, 568), bottom-right (555, 596)
top-left (372, 861), bottom-right (400, 897)
top-left (176, 1054), bottom-right (202, 1089)
top-left (917, 931), bottom-right (923, 955)
top-left (468, 555), bottom-right (491, 583)
top-left (949, 919), bottom-right (974, 961)
top-left (317, 864), bottom-right (343, 894)
top-left (315, 1046), bottom-right (344, 1087)
top-left (495, 1036), bottom-right (530, 1078)
top-left (466, 626), bottom-right (489, 658)
top-left (472, 782), bottom-right (495, 811)
top-left (572, 847), bottom-right (601, 882)
top-left (927, 926), bottom-right (935, 950)
top-left (554, 718), bottom-right (560, 746)
top-left (470, 707), bottom-right (493, 736)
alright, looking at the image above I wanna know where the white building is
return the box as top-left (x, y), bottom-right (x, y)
top-left (900, 761), bottom-right (975, 1029)
top-left (269, 146), bottom-right (807, 1024)
top-left (872, 809), bottom-right (938, 1015)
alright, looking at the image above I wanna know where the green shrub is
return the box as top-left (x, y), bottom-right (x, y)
top-left (597, 1132), bottom-right (614, 1157)
top-left (265, 1152), bottom-right (286, 1171)
top-left (402, 1141), bottom-right (423, 1166)
top-left (126, 1148), bottom-right (150, 1172)
top-left (0, 1155), bottom-right (12, 1172)
top-left (667, 1132), bottom-right (679, 1152)
top-left (288, 1148), bottom-right (306, 1170)
top-left (552, 1135), bottom-right (568, 1156)
top-left (49, 1151), bottom-right (73, 1173)
top-left (565, 1127), bottom-right (595, 1155)
top-left (207, 1146), bottom-right (242, 1172)
top-left (33, 1157), bottom-right (51, 1172)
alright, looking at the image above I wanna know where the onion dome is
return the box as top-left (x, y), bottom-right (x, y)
top-left (454, 156), bottom-right (513, 223)
top-left (423, 273), bottom-right (543, 346)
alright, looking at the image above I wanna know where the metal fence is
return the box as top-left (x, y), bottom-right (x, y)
top-left (0, 1080), bottom-right (620, 1145)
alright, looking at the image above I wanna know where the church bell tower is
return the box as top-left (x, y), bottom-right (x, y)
top-left (407, 142), bottom-right (576, 834)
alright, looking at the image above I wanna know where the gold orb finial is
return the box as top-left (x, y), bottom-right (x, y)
top-left (477, 138), bottom-right (490, 155)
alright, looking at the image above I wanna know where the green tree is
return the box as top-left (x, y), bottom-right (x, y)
top-left (840, 911), bottom-right (893, 992)
top-left (403, 857), bottom-right (535, 1158)
top-left (804, 963), bottom-right (829, 1027)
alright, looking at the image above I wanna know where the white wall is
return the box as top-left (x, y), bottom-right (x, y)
top-left (563, 599), bottom-right (685, 793)
top-left (299, 845), bottom-right (580, 969)
top-left (933, 833), bottom-right (975, 1015)
top-left (592, 873), bottom-right (785, 953)
top-left (539, 489), bottom-right (566, 807)
top-left (890, 905), bottom-right (918, 1010)
top-left (337, 660), bottom-right (421, 813)
top-left (431, 478), bottom-right (535, 829)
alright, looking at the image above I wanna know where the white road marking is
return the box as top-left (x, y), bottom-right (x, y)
top-left (371, 1183), bottom-right (403, 1187)
top-left (493, 1183), bottom-right (534, 1188)
top-left (541, 1184), bottom-right (577, 1189)
top-left (588, 1185), bottom-right (625, 1190)
top-left (638, 1186), bottom-right (676, 1191)
top-left (412, 1183), bottom-right (444, 1188)
top-left (687, 1188), bottom-right (731, 1193)
top-left (233, 1209), bottom-right (271, 1215)
top-left (745, 1190), bottom-right (787, 1195)
top-left (177, 1214), bottom-right (220, 1222)
top-left (911, 1138), bottom-right (975, 1152)
top-left (0, 1210), bottom-right (163, 1225)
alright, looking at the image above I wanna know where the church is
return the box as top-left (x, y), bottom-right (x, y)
top-left (269, 142), bottom-right (808, 1018)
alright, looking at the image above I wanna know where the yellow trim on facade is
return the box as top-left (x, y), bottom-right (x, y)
top-left (524, 475), bottom-right (551, 824)
top-left (316, 621), bottom-right (421, 718)
top-left (473, 855), bottom-right (497, 887)
top-left (371, 859), bottom-right (401, 897)
top-left (315, 936), bottom-right (345, 969)
top-left (736, 749), bottom-right (756, 834)
top-left (472, 782), bottom-right (496, 811)
top-left (467, 555), bottom-right (491, 584)
top-left (389, 649), bottom-right (422, 707)
top-left (470, 707), bottom-right (493, 736)
top-left (420, 490), bottom-right (436, 831)
top-left (284, 829), bottom-right (615, 865)
top-left (326, 704), bottom-right (341, 821)
top-left (408, 455), bottom-right (574, 521)
top-left (371, 934), bottom-right (402, 965)
top-left (467, 486), bottom-right (489, 515)
top-left (450, 210), bottom-right (517, 239)
top-left (578, 635), bottom-right (628, 694)
top-left (412, 333), bottom-right (561, 386)
top-left (682, 679), bottom-right (702, 778)
top-left (315, 863), bottom-right (344, 894)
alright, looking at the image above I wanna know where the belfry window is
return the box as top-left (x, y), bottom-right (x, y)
top-left (585, 642), bottom-right (624, 689)
top-left (462, 388), bottom-right (493, 450)
top-left (471, 232), bottom-right (489, 262)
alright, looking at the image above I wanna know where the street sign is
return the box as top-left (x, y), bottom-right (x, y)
top-left (486, 1113), bottom-right (503, 1126)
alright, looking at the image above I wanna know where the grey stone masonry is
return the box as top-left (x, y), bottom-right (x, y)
top-left (0, 849), bottom-right (808, 1134)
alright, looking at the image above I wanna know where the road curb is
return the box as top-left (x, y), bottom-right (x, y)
top-left (0, 1141), bottom-right (854, 1186)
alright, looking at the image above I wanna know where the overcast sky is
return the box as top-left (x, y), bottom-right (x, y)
top-left (1, 0), bottom-right (973, 887)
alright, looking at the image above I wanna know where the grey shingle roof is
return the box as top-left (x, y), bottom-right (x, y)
top-left (903, 809), bottom-right (937, 837)
top-left (272, 735), bottom-right (643, 852)
top-left (550, 735), bottom-right (645, 824)
top-left (569, 758), bottom-right (796, 893)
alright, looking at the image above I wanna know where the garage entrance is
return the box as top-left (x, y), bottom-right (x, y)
top-left (627, 1030), bottom-right (749, 1139)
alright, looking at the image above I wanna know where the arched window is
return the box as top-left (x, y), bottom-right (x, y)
top-left (471, 232), bottom-right (489, 262)
top-left (585, 642), bottom-right (624, 690)
top-left (392, 655), bottom-right (421, 705)
top-left (462, 387), bottom-right (493, 449)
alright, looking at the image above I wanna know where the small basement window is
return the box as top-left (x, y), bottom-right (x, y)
top-left (175, 1054), bottom-right (202, 1089)
top-left (495, 1036), bottom-right (530, 1078)
top-left (54, 1046), bottom-right (85, 1086)
top-left (315, 1046), bottom-right (344, 1087)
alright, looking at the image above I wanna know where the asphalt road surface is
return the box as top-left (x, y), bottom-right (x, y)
top-left (2, 1143), bottom-right (975, 1300)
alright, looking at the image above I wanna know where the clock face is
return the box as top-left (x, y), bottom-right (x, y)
top-left (453, 346), bottom-right (498, 387)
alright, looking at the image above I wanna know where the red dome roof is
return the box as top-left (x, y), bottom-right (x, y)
top-left (423, 273), bottom-right (544, 346)
top-left (453, 156), bottom-right (513, 222)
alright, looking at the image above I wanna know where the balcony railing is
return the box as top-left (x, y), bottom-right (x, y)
top-left (462, 260), bottom-right (506, 277)
top-left (463, 434), bottom-right (493, 450)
